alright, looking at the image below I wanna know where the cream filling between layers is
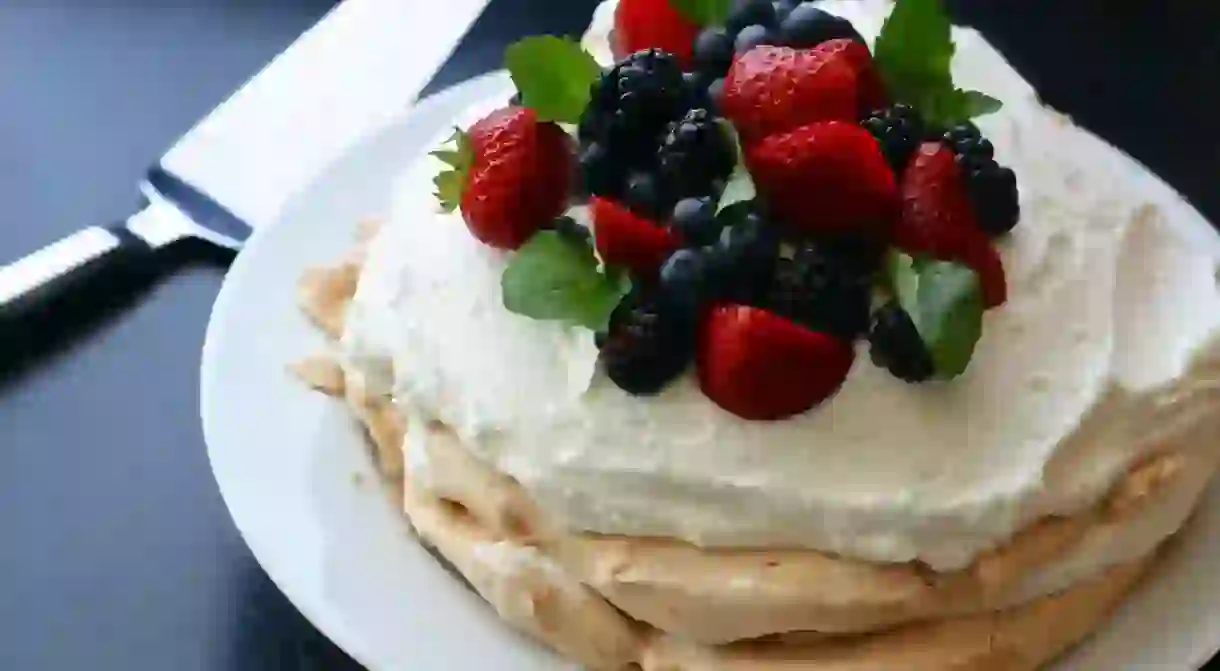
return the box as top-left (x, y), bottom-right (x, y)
top-left (342, 0), bottom-right (1220, 572)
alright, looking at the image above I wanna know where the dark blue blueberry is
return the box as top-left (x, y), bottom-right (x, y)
top-left (624, 171), bottom-right (670, 219)
top-left (683, 71), bottom-right (714, 110)
top-left (659, 248), bottom-right (713, 322)
top-left (716, 210), bottom-right (781, 303)
top-left (727, 0), bottom-right (778, 34)
top-left (734, 24), bottom-right (776, 54)
top-left (778, 4), bottom-right (865, 48)
top-left (670, 197), bottom-right (722, 247)
top-left (579, 143), bottom-right (623, 198)
top-left (693, 27), bottom-right (735, 77)
top-left (773, 0), bottom-right (799, 24)
top-left (707, 78), bottom-right (726, 112)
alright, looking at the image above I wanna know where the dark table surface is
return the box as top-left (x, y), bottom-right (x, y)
top-left (1, 1), bottom-right (1217, 669)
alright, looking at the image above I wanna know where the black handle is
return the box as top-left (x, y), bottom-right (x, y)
top-left (0, 225), bottom-right (153, 332)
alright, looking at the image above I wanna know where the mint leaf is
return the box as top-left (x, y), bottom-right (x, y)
top-left (431, 128), bottom-right (473, 213)
top-left (873, 0), bottom-right (1002, 126)
top-left (501, 230), bottom-right (631, 331)
top-left (888, 251), bottom-right (984, 379)
top-left (670, 0), bottom-right (733, 26)
top-left (505, 36), bottom-right (602, 124)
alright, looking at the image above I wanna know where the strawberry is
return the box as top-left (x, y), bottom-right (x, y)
top-left (745, 120), bottom-right (898, 238)
top-left (818, 38), bottom-right (889, 114)
top-left (613, 0), bottom-right (701, 70)
top-left (434, 106), bottom-right (574, 250)
top-left (720, 42), bottom-right (874, 140)
top-left (592, 196), bottom-right (683, 278)
top-left (895, 142), bottom-right (1007, 307)
top-left (698, 305), bottom-right (855, 421)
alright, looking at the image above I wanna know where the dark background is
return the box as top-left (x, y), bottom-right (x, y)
top-left (0, 0), bottom-right (1217, 669)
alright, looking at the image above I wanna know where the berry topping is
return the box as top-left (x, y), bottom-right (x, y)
top-left (745, 120), bottom-right (898, 238)
top-left (658, 108), bottom-right (737, 199)
top-left (669, 196), bottom-right (722, 247)
top-left (624, 170), bottom-right (672, 219)
top-left (581, 49), bottom-right (692, 162)
top-left (693, 27), bottom-right (735, 76)
top-left (773, 0), bottom-right (799, 24)
top-left (659, 247), bottom-right (717, 323)
top-left (734, 24), bottom-right (778, 54)
top-left (778, 4), bottom-right (866, 48)
top-left (726, 0), bottom-right (779, 35)
top-left (612, 0), bottom-right (701, 70)
top-left (601, 289), bottom-right (695, 395)
top-left (593, 196), bottom-right (683, 278)
top-left (698, 304), bottom-right (855, 420)
top-left (714, 208), bottom-right (782, 303)
top-left (868, 301), bottom-right (935, 383)
top-left (862, 103), bottom-right (926, 172)
top-left (894, 141), bottom-right (1007, 307)
top-left (767, 244), bottom-right (873, 341)
top-left (941, 123), bottom-right (1020, 236)
top-left (720, 43), bottom-right (861, 139)
top-left (579, 142), bottom-right (624, 199)
top-left (434, 105), bottom-right (574, 250)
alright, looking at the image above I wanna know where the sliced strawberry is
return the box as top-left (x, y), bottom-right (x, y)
top-left (895, 142), bottom-right (1007, 307)
top-left (698, 305), bottom-right (855, 421)
top-left (745, 120), bottom-right (898, 238)
top-left (720, 44), bottom-right (860, 140)
top-left (435, 106), bottom-right (574, 250)
top-left (613, 0), bottom-right (701, 70)
top-left (592, 197), bottom-right (683, 278)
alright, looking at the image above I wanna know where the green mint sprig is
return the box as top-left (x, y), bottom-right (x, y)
top-left (874, 0), bottom-right (1002, 126)
top-left (504, 36), bottom-right (602, 124)
top-left (501, 229), bottom-right (632, 332)
top-left (670, 0), bottom-right (733, 26)
top-left (887, 251), bottom-right (984, 379)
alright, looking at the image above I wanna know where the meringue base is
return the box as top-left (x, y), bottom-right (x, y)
top-left (291, 247), bottom-right (1201, 669)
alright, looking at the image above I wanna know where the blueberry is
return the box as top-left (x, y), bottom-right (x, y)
top-left (580, 143), bottom-right (621, 198)
top-left (659, 248), bottom-right (712, 321)
top-left (778, 4), bottom-right (864, 48)
top-left (693, 27), bottom-right (735, 77)
top-left (773, 0), bottom-right (799, 24)
top-left (727, 0), bottom-right (778, 34)
top-left (717, 211), bottom-right (781, 302)
top-left (624, 171), bottom-right (669, 218)
top-left (734, 24), bottom-right (776, 54)
top-left (670, 197), bottom-right (722, 247)
top-left (707, 78), bottom-right (726, 111)
top-left (683, 71), bottom-right (713, 110)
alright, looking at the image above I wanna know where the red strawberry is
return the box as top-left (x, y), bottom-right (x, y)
top-left (435, 106), bottom-right (574, 250)
top-left (817, 38), bottom-right (888, 114)
top-left (720, 43), bottom-right (867, 140)
top-left (592, 197), bottom-right (683, 277)
top-left (745, 120), bottom-right (898, 238)
top-left (895, 142), bottom-right (1007, 307)
top-left (698, 305), bottom-right (855, 421)
top-left (613, 0), bottom-right (700, 70)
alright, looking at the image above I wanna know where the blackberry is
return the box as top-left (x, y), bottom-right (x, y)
top-left (580, 49), bottom-right (691, 164)
top-left (548, 215), bottom-right (592, 244)
top-left (778, 4), bottom-right (865, 48)
top-left (941, 124), bottom-right (1021, 236)
top-left (861, 104), bottom-right (926, 173)
top-left (869, 301), bottom-right (935, 383)
top-left (766, 244), bottom-right (872, 340)
top-left (658, 108), bottom-right (736, 199)
top-left (600, 291), bottom-right (695, 395)
top-left (624, 170), bottom-right (673, 219)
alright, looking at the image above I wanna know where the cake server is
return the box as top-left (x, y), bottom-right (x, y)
top-left (0, 0), bottom-right (490, 336)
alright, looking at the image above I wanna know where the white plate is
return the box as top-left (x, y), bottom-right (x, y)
top-left (201, 71), bottom-right (1220, 670)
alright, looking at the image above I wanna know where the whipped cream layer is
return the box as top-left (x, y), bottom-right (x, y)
top-left (343, 0), bottom-right (1220, 571)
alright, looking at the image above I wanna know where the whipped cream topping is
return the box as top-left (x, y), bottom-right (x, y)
top-left (344, 0), bottom-right (1220, 571)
